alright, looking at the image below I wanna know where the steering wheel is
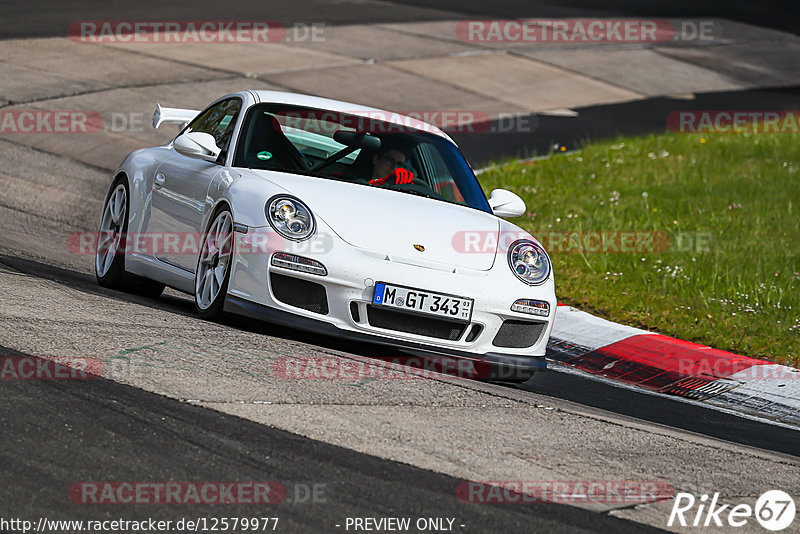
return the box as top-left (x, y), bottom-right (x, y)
top-left (386, 180), bottom-right (446, 201)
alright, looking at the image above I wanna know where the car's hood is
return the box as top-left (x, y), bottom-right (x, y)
top-left (251, 170), bottom-right (500, 271)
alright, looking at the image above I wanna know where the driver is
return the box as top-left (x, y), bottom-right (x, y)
top-left (368, 145), bottom-right (413, 185)
top-left (372, 146), bottom-right (406, 179)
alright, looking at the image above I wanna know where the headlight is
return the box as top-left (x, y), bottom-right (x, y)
top-left (507, 239), bottom-right (550, 285)
top-left (266, 195), bottom-right (315, 241)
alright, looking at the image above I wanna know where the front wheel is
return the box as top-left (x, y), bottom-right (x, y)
top-left (195, 208), bottom-right (234, 319)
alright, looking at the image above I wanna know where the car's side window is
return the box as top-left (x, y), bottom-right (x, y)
top-left (416, 142), bottom-right (465, 204)
top-left (185, 99), bottom-right (242, 161)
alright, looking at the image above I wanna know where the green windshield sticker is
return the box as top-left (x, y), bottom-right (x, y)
top-left (256, 151), bottom-right (272, 161)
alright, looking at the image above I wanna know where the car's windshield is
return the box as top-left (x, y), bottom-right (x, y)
top-left (232, 104), bottom-right (492, 213)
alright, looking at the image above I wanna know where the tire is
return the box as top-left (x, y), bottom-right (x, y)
top-left (194, 207), bottom-right (234, 319)
top-left (95, 176), bottom-right (165, 298)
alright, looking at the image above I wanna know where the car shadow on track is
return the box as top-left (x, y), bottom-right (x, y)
top-left (0, 253), bottom-right (418, 364)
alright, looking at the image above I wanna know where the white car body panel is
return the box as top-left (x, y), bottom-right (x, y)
top-left (246, 170), bottom-right (500, 272)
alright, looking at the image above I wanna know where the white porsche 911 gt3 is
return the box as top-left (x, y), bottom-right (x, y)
top-left (95, 90), bottom-right (556, 380)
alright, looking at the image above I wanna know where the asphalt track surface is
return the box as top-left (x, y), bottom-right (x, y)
top-left (3, 252), bottom-right (800, 457)
top-left (1, 0), bottom-right (797, 38)
top-left (1, 1), bottom-right (800, 532)
top-left (0, 251), bottom-right (798, 531)
top-left (453, 85), bottom-right (800, 166)
top-left (1, 344), bottom-right (664, 533)
top-left (5, 0), bottom-right (798, 166)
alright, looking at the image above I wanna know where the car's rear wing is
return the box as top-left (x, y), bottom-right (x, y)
top-left (152, 103), bottom-right (200, 130)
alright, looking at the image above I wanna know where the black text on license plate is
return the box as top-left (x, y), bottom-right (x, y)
top-left (372, 282), bottom-right (472, 322)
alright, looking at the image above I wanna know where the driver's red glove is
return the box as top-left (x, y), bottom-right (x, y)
top-left (369, 168), bottom-right (414, 186)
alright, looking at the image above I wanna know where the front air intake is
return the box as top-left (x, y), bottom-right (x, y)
top-left (492, 320), bottom-right (546, 348)
top-left (366, 305), bottom-right (467, 341)
top-left (270, 273), bottom-right (329, 315)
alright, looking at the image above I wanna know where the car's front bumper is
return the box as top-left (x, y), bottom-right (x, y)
top-left (224, 294), bottom-right (546, 380)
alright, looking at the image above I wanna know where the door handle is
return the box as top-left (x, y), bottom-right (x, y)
top-left (154, 172), bottom-right (165, 189)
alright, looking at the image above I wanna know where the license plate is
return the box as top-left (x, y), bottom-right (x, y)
top-left (372, 282), bottom-right (473, 322)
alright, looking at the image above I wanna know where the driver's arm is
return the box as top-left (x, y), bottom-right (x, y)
top-left (369, 168), bottom-right (414, 186)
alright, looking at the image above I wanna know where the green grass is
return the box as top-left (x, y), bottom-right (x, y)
top-left (479, 132), bottom-right (800, 366)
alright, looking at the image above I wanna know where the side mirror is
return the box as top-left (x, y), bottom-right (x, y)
top-left (488, 189), bottom-right (526, 218)
top-left (173, 132), bottom-right (221, 162)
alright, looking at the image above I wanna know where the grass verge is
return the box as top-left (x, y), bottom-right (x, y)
top-left (479, 131), bottom-right (799, 366)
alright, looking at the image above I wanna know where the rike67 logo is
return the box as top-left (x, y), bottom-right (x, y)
top-left (669, 490), bottom-right (796, 531)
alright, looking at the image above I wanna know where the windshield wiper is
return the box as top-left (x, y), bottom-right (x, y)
top-left (392, 187), bottom-right (438, 200)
